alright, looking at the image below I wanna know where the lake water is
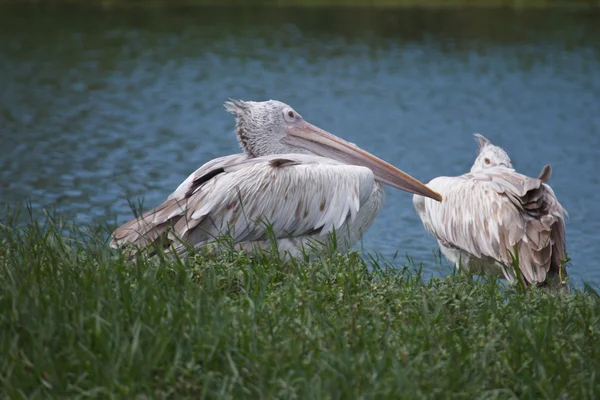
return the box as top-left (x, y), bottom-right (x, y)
top-left (1, 5), bottom-right (599, 285)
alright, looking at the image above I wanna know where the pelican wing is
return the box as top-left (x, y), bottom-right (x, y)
top-left (111, 154), bottom-right (375, 255)
top-left (414, 167), bottom-right (567, 285)
top-left (168, 153), bottom-right (250, 200)
top-left (110, 153), bottom-right (248, 249)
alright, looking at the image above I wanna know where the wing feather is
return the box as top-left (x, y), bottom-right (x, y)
top-left (174, 154), bottom-right (374, 252)
top-left (110, 153), bottom-right (247, 249)
top-left (112, 154), bottom-right (375, 255)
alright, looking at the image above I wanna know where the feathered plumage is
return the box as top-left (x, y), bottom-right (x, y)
top-left (111, 154), bottom-right (382, 258)
top-left (413, 133), bottom-right (567, 289)
top-left (111, 99), bottom-right (440, 258)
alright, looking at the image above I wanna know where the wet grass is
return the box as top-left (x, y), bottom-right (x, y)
top-left (1, 213), bottom-right (600, 398)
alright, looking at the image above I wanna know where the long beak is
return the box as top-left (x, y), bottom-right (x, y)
top-left (283, 120), bottom-right (442, 202)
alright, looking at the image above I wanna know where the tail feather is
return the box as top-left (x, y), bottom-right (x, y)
top-left (110, 198), bottom-right (186, 250)
top-left (548, 217), bottom-right (568, 292)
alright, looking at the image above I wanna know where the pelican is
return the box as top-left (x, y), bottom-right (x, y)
top-left (111, 100), bottom-right (442, 258)
top-left (413, 133), bottom-right (567, 290)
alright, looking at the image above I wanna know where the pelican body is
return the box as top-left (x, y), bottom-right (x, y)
top-left (413, 134), bottom-right (567, 289)
top-left (111, 100), bottom-right (441, 258)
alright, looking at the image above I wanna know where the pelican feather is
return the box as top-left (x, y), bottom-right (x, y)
top-left (111, 154), bottom-right (378, 258)
top-left (413, 134), bottom-right (567, 289)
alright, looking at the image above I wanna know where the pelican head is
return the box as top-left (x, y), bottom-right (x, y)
top-left (470, 133), bottom-right (513, 173)
top-left (225, 99), bottom-right (442, 201)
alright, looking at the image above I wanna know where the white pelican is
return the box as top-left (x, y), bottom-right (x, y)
top-left (413, 133), bottom-right (568, 289)
top-left (111, 100), bottom-right (442, 257)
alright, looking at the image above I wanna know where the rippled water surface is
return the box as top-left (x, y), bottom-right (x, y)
top-left (1, 5), bottom-right (599, 283)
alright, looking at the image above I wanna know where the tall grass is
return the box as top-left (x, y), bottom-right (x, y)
top-left (0, 211), bottom-right (599, 398)
top-left (3, 0), bottom-right (600, 6)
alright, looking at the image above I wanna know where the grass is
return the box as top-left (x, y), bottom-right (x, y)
top-left (3, 0), bottom-right (600, 7)
top-left (1, 211), bottom-right (600, 398)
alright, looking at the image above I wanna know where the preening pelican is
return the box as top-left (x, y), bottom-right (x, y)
top-left (413, 134), bottom-right (567, 289)
top-left (111, 100), bottom-right (442, 258)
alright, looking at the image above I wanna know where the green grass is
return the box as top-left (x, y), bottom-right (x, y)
top-left (1, 212), bottom-right (600, 399)
top-left (3, 0), bottom-right (600, 7)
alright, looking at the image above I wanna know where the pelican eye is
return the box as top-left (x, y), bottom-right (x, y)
top-left (287, 110), bottom-right (295, 118)
top-left (484, 158), bottom-right (491, 165)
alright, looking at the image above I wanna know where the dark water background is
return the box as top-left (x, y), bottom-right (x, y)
top-left (1, 5), bottom-right (599, 284)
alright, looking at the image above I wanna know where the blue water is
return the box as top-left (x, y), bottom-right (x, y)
top-left (1, 5), bottom-right (599, 284)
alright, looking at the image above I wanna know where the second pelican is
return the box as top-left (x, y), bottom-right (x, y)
top-left (413, 134), bottom-right (567, 289)
top-left (110, 100), bottom-right (442, 257)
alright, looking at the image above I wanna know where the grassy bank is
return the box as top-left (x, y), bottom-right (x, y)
top-left (1, 215), bottom-right (599, 398)
top-left (3, 0), bottom-right (600, 7)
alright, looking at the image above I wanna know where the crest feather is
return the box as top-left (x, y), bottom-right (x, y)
top-left (224, 99), bottom-right (249, 116)
top-left (473, 133), bottom-right (493, 154)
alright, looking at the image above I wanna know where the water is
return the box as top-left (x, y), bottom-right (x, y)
top-left (1, 5), bottom-right (599, 284)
